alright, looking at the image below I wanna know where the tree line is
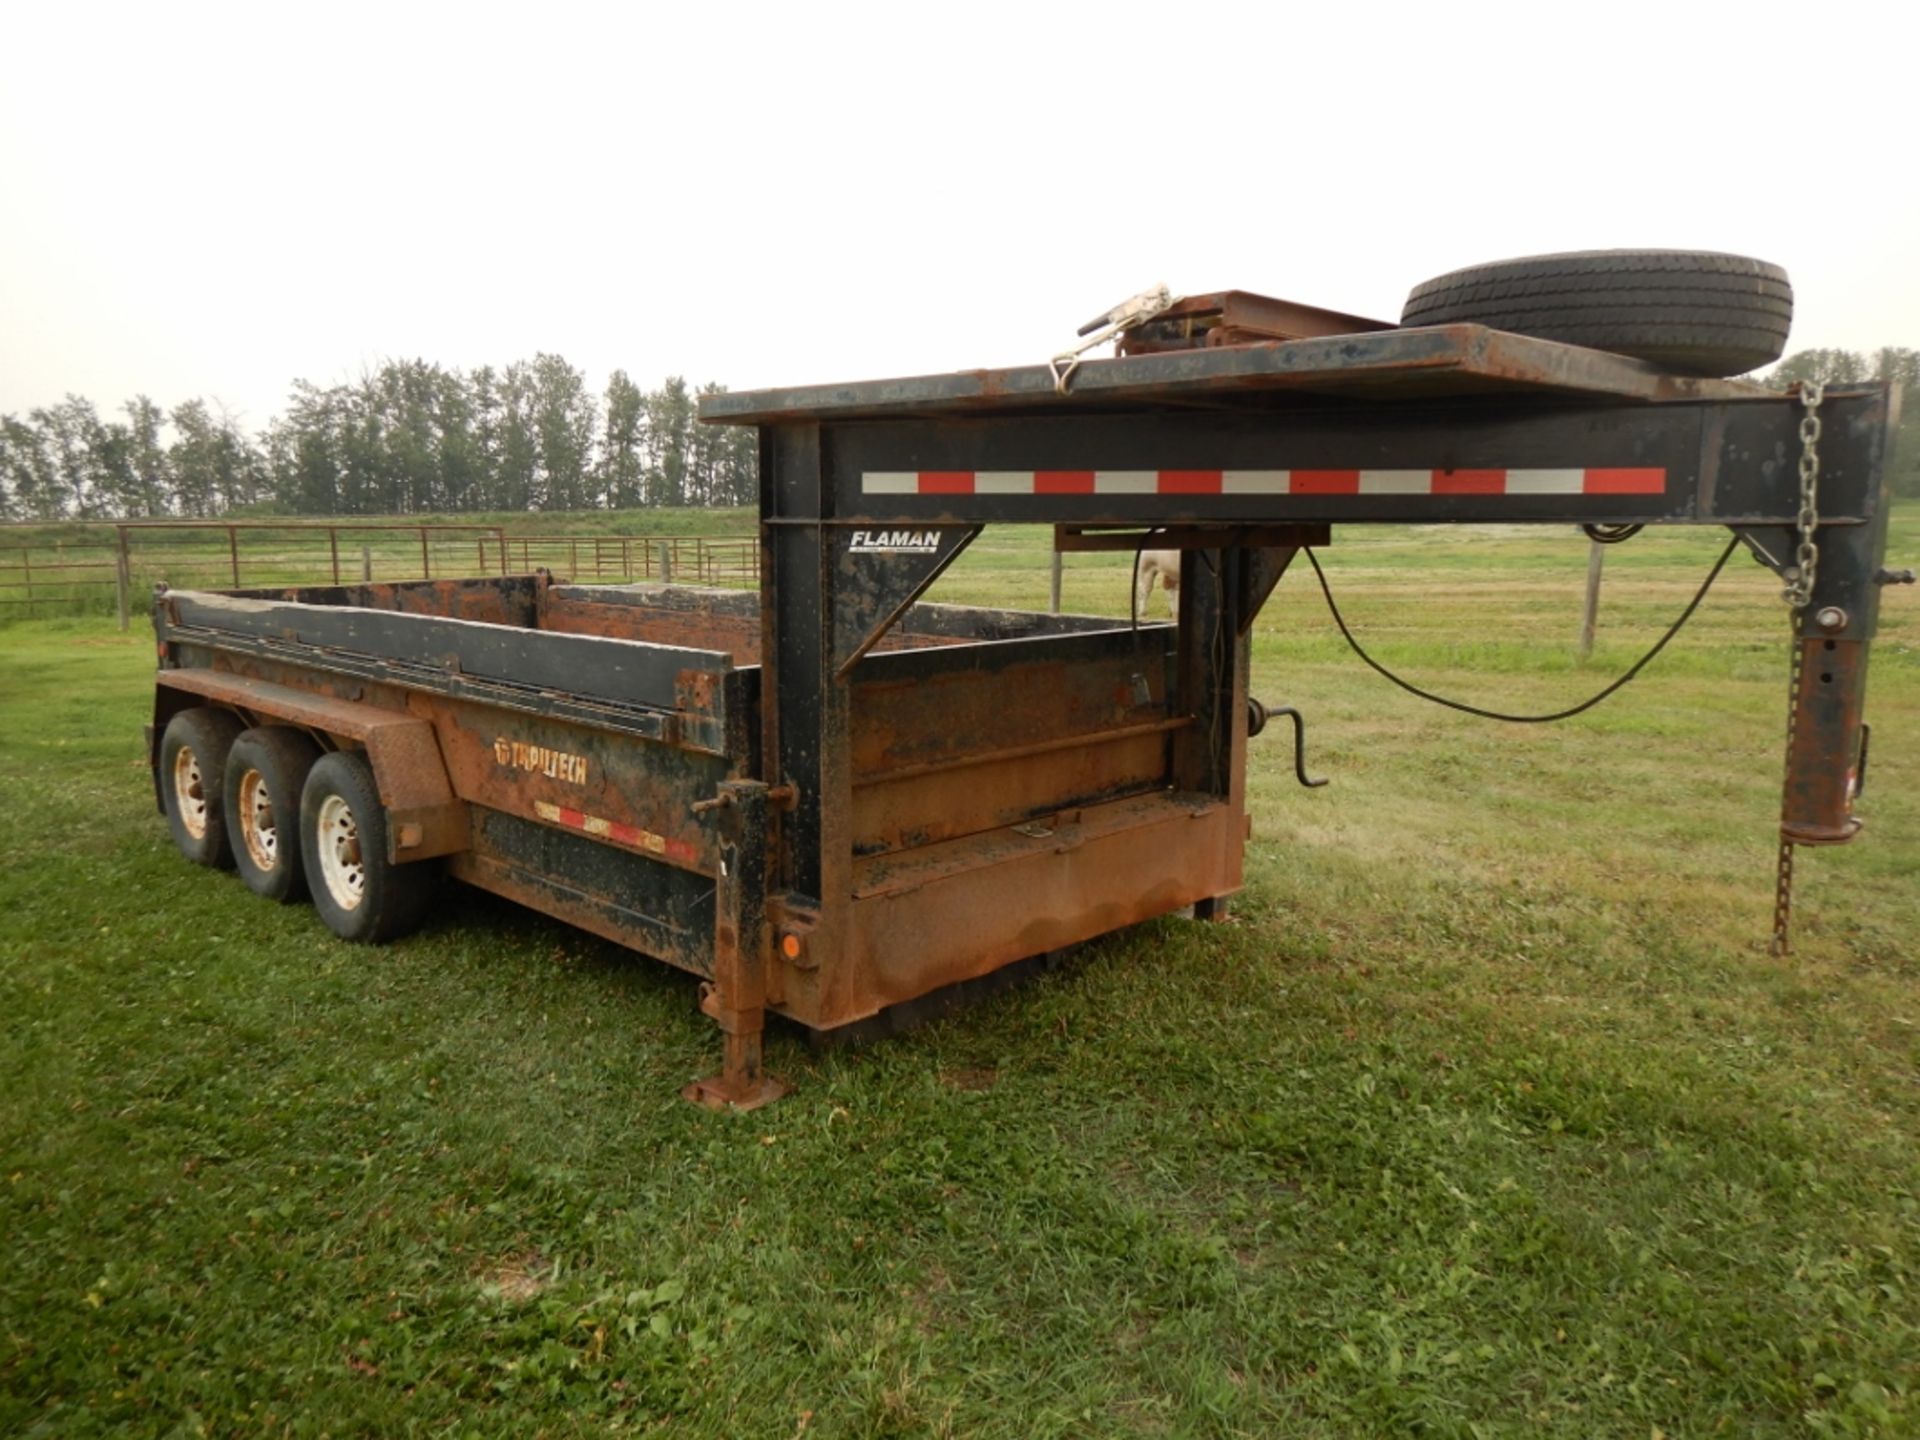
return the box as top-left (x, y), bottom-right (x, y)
top-left (2, 345), bottom-right (1914, 523)
top-left (0, 355), bottom-right (757, 521)
top-left (1765, 348), bottom-right (1919, 497)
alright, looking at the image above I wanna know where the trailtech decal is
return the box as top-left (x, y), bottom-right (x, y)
top-left (494, 737), bottom-right (589, 786)
top-left (848, 528), bottom-right (943, 555)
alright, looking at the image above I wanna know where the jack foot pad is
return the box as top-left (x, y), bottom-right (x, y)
top-left (681, 1073), bottom-right (791, 1112)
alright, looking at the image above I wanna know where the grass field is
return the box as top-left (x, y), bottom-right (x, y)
top-left (2, 512), bottom-right (1917, 1437)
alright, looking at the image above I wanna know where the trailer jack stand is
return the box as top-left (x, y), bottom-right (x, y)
top-left (683, 779), bottom-right (789, 1110)
top-left (683, 988), bottom-right (790, 1111)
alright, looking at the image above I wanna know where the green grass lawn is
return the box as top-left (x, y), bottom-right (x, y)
top-left (2, 512), bottom-right (1917, 1437)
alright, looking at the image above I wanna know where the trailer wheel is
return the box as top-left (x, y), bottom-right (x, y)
top-left (1400, 250), bottom-right (1793, 377)
top-left (160, 707), bottom-right (246, 868)
top-left (299, 751), bottom-right (433, 943)
top-left (224, 727), bottom-right (322, 903)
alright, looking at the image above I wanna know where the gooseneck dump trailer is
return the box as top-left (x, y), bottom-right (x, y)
top-left (148, 320), bottom-right (1900, 1108)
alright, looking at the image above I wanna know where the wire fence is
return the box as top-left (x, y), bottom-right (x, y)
top-left (500, 534), bottom-right (758, 589)
top-left (0, 521), bottom-right (761, 625)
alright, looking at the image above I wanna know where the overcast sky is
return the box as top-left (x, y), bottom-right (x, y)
top-left (3, 1), bottom-right (1915, 431)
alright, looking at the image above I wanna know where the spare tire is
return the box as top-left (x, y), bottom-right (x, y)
top-left (1401, 249), bottom-right (1792, 377)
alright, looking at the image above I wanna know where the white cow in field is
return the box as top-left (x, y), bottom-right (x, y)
top-left (1135, 549), bottom-right (1179, 617)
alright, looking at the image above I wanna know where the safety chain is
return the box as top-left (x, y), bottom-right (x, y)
top-left (1771, 836), bottom-right (1796, 956)
top-left (1782, 381), bottom-right (1824, 608)
top-left (1770, 381), bottom-right (1827, 955)
top-left (1770, 612), bottom-right (1804, 957)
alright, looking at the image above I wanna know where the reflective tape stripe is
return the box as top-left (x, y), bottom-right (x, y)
top-left (860, 468), bottom-right (1667, 497)
top-left (533, 800), bottom-right (696, 865)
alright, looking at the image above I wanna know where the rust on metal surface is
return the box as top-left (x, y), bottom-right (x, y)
top-left (790, 792), bottom-right (1240, 1030)
top-left (156, 570), bottom-right (1253, 1049)
top-left (232, 575), bottom-right (541, 625)
top-left (854, 715), bottom-right (1188, 788)
top-left (700, 324), bottom-right (1773, 427)
top-left (446, 845), bottom-right (714, 975)
top-left (1054, 523), bottom-right (1330, 553)
top-left (852, 726), bottom-right (1176, 857)
top-left (852, 633), bottom-right (1171, 768)
top-left (1117, 289), bottom-right (1396, 356)
top-left (430, 696), bottom-right (724, 875)
top-left (683, 781), bottom-right (790, 1110)
top-left (849, 633), bottom-right (1180, 856)
top-left (156, 667), bottom-right (468, 859)
top-left (545, 585), bottom-right (764, 662)
top-left (157, 666), bottom-right (412, 741)
top-left (1780, 636), bottom-right (1868, 845)
top-left (541, 583), bottom-right (996, 667)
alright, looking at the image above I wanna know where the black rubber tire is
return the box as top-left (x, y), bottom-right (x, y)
top-left (159, 707), bottom-right (246, 868)
top-left (299, 750), bottom-right (434, 943)
top-left (224, 727), bottom-right (322, 903)
top-left (1401, 249), bottom-right (1792, 378)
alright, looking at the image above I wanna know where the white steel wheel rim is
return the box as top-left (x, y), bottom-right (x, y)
top-left (317, 793), bottom-right (366, 911)
top-left (239, 768), bottom-right (277, 871)
top-left (173, 745), bottom-right (209, 839)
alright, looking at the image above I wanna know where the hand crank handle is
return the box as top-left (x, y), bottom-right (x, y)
top-left (1247, 698), bottom-right (1329, 788)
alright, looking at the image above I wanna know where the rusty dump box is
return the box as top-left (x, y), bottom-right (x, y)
top-left (150, 321), bottom-right (1901, 1107)
top-left (150, 574), bottom-right (1219, 1105)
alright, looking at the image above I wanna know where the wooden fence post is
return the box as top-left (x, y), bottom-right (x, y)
top-left (1579, 540), bottom-right (1604, 661)
top-left (361, 545), bottom-right (373, 582)
top-left (1049, 549), bottom-right (1064, 614)
top-left (116, 527), bottom-right (132, 631)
